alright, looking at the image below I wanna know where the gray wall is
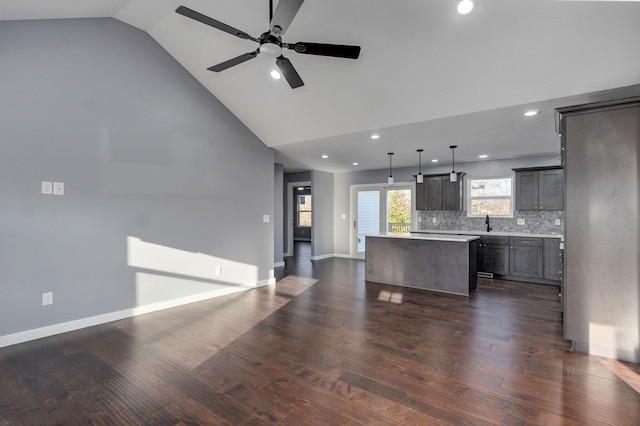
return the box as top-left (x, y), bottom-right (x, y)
top-left (311, 170), bottom-right (334, 258)
top-left (0, 18), bottom-right (274, 339)
top-left (333, 154), bottom-right (560, 255)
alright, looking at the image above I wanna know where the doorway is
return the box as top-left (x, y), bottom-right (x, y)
top-left (350, 184), bottom-right (414, 259)
top-left (286, 181), bottom-right (311, 257)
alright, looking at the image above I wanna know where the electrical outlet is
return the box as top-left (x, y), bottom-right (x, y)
top-left (263, 214), bottom-right (270, 223)
top-left (42, 292), bottom-right (53, 306)
top-left (517, 218), bottom-right (525, 225)
top-left (41, 181), bottom-right (53, 194)
top-left (53, 182), bottom-right (64, 195)
top-left (555, 219), bottom-right (561, 226)
top-left (215, 266), bottom-right (222, 276)
top-left (432, 217), bottom-right (437, 224)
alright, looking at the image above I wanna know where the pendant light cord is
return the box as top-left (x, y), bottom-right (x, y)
top-left (450, 145), bottom-right (457, 173)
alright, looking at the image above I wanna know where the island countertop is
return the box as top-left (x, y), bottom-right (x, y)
top-left (367, 232), bottom-right (480, 243)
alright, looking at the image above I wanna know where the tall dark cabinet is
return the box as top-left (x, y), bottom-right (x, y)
top-left (557, 97), bottom-right (640, 363)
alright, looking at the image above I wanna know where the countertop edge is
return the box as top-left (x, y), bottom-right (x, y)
top-left (411, 230), bottom-right (563, 239)
top-left (366, 233), bottom-right (480, 242)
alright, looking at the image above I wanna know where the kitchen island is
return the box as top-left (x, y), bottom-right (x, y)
top-left (365, 233), bottom-right (479, 296)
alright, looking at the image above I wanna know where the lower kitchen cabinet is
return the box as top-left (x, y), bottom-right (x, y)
top-left (478, 236), bottom-right (509, 276)
top-left (470, 233), bottom-right (561, 285)
top-left (543, 238), bottom-right (562, 281)
top-left (509, 237), bottom-right (543, 279)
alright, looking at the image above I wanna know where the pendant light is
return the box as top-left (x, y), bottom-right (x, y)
top-left (416, 149), bottom-right (424, 183)
top-left (387, 152), bottom-right (394, 184)
top-left (449, 145), bottom-right (458, 182)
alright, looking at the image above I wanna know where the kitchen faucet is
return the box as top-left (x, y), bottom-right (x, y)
top-left (485, 215), bottom-right (492, 232)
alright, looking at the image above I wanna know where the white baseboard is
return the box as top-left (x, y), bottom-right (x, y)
top-left (333, 253), bottom-right (356, 259)
top-left (310, 253), bottom-right (333, 261)
top-left (310, 253), bottom-right (359, 260)
top-left (0, 278), bottom-right (274, 349)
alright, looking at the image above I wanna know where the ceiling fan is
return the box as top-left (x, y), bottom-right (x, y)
top-left (175, 0), bottom-right (361, 89)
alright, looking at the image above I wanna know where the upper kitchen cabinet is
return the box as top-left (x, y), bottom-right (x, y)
top-left (416, 173), bottom-right (465, 210)
top-left (513, 166), bottom-right (564, 211)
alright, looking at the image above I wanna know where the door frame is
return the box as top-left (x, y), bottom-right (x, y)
top-left (286, 180), bottom-right (311, 257)
top-left (349, 182), bottom-right (416, 259)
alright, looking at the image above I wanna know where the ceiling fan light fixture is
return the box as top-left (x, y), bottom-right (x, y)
top-left (270, 69), bottom-right (281, 79)
top-left (457, 0), bottom-right (476, 15)
top-left (260, 42), bottom-right (282, 57)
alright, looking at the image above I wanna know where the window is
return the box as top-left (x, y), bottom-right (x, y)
top-left (467, 176), bottom-right (513, 217)
top-left (297, 194), bottom-right (312, 227)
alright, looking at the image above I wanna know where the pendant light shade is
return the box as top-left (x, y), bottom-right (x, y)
top-left (387, 152), bottom-right (394, 184)
top-left (449, 145), bottom-right (458, 182)
top-left (416, 149), bottom-right (424, 183)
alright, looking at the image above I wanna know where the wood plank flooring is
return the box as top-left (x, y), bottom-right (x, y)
top-left (1, 243), bottom-right (639, 425)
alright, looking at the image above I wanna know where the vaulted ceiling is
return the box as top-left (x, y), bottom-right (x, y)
top-left (3, 0), bottom-right (640, 172)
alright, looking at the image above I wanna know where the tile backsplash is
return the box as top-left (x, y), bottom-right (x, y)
top-left (417, 210), bottom-right (564, 235)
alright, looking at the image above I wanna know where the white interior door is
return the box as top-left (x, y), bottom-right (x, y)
top-left (352, 189), bottom-right (382, 260)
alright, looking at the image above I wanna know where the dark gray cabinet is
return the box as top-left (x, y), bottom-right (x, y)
top-left (478, 236), bottom-right (509, 275)
top-left (513, 167), bottom-right (564, 211)
top-left (509, 237), bottom-right (543, 279)
top-left (416, 173), bottom-right (464, 210)
top-left (543, 238), bottom-right (562, 281)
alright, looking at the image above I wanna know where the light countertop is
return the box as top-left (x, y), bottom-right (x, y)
top-left (412, 230), bottom-right (563, 240)
top-left (367, 233), bottom-right (480, 242)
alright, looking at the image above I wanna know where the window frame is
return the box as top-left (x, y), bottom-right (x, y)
top-left (297, 193), bottom-right (312, 227)
top-left (466, 175), bottom-right (514, 218)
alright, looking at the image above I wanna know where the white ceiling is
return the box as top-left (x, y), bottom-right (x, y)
top-left (3, 0), bottom-right (640, 172)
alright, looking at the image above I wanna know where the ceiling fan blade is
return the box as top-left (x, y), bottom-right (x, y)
top-left (276, 56), bottom-right (304, 89)
top-left (176, 6), bottom-right (259, 42)
top-left (269, 0), bottom-right (304, 36)
top-left (208, 50), bottom-right (260, 72)
top-left (287, 42), bottom-right (361, 59)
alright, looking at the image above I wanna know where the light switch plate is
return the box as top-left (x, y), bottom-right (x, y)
top-left (53, 182), bottom-right (64, 195)
top-left (42, 181), bottom-right (53, 194)
top-left (42, 292), bottom-right (53, 306)
top-left (341, 214), bottom-right (346, 220)
top-left (555, 219), bottom-right (561, 225)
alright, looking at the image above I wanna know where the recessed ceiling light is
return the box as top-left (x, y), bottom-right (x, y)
top-left (270, 70), bottom-right (281, 79)
top-left (524, 110), bottom-right (539, 117)
top-left (457, 0), bottom-right (475, 15)
top-left (479, 154), bottom-right (488, 158)
top-left (352, 162), bottom-right (359, 166)
top-left (370, 134), bottom-right (380, 140)
top-left (321, 154), bottom-right (328, 159)
top-left (431, 159), bottom-right (438, 163)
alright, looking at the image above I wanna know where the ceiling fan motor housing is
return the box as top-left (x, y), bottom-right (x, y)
top-left (259, 32), bottom-right (282, 57)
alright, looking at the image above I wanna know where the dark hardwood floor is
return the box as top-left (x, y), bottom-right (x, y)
top-left (1, 242), bottom-right (639, 425)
